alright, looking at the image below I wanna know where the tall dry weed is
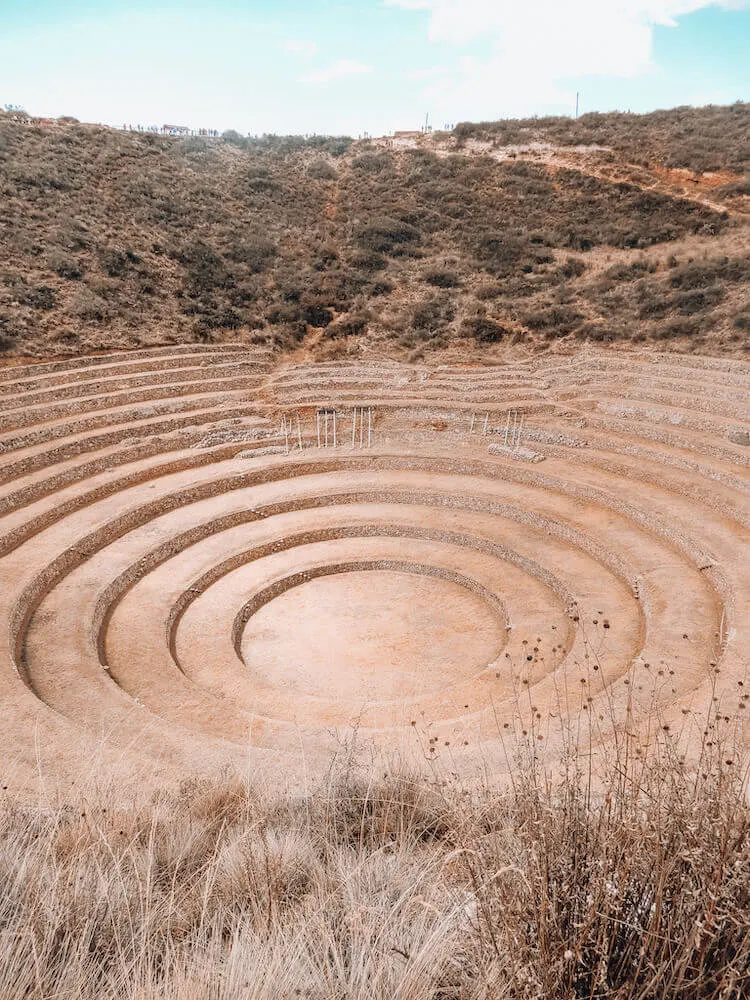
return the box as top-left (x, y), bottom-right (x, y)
top-left (0, 710), bottom-right (746, 998)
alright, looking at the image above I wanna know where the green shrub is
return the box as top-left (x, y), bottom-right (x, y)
top-left (411, 296), bottom-right (454, 333)
top-left (221, 129), bottom-right (247, 148)
top-left (351, 153), bottom-right (391, 174)
top-left (423, 268), bottom-right (460, 288)
top-left (225, 238), bottom-right (277, 272)
top-left (325, 313), bottom-right (368, 339)
top-left (355, 217), bottom-right (420, 256)
top-left (49, 252), bottom-right (84, 280)
top-left (100, 247), bottom-right (140, 277)
top-left (463, 315), bottom-right (511, 342)
top-left (674, 285), bottom-right (725, 314)
top-left (522, 304), bottom-right (584, 335)
top-left (300, 303), bottom-right (333, 327)
top-left (19, 284), bottom-right (57, 309)
top-left (307, 160), bottom-right (337, 181)
top-left (67, 288), bottom-right (111, 322)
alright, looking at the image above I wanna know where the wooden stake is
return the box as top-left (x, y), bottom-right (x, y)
top-left (368, 407), bottom-right (372, 448)
top-left (284, 414), bottom-right (289, 453)
top-left (512, 409), bottom-right (518, 447)
top-left (483, 412), bottom-right (489, 436)
top-left (333, 409), bottom-right (337, 448)
top-left (324, 410), bottom-right (329, 448)
top-left (297, 413), bottom-right (302, 450)
top-left (352, 407), bottom-right (357, 448)
top-left (504, 410), bottom-right (510, 445)
top-left (516, 414), bottom-right (524, 451)
top-left (316, 411), bottom-right (321, 448)
top-left (470, 412), bottom-right (476, 433)
top-left (360, 409), bottom-right (364, 449)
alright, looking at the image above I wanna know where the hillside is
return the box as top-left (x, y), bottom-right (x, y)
top-left (0, 103), bottom-right (748, 360)
top-left (453, 103), bottom-right (750, 175)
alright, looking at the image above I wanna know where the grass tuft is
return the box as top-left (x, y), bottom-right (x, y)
top-left (0, 717), bottom-right (747, 998)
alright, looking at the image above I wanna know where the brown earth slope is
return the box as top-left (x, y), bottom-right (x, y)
top-left (0, 104), bottom-right (748, 361)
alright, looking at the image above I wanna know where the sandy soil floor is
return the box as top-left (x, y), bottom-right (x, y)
top-left (0, 345), bottom-right (747, 799)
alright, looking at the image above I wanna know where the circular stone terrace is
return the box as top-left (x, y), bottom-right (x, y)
top-left (0, 345), bottom-right (747, 796)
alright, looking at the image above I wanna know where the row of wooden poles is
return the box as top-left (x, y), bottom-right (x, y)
top-left (470, 409), bottom-right (524, 447)
top-left (279, 407), bottom-right (373, 452)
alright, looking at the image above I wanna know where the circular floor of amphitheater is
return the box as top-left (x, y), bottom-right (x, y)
top-left (0, 345), bottom-right (748, 796)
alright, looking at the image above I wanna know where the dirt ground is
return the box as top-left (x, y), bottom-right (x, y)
top-left (0, 344), bottom-right (747, 800)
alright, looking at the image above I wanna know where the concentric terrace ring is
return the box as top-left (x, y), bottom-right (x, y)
top-left (0, 345), bottom-right (747, 794)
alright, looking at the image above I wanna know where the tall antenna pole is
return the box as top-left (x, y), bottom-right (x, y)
top-left (575, 92), bottom-right (580, 119)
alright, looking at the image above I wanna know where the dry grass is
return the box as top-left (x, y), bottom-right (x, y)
top-left (0, 708), bottom-right (747, 999)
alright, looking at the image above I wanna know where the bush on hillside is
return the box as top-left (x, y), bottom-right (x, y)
top-left (423, 267), bottom-right (460, 288)
top-left (463, 314), bottom-right (512, 342)
top-left (307, 159), bottom-right (337, 181)
top-left (355, 216), bottom-right (421, 256)
top-left (48, 252), bottom-right (84, 280)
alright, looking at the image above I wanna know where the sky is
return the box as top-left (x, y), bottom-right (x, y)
top-left (0, 1), bottom-right (748, 136)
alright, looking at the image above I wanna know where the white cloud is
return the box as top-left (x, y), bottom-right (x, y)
top-left (284, 40), bottom-right (318, 57)
top-left (384, 1), bottom-right (750, 120)
top-left (385, 1), bottom-right (749, 40)
top-left (402, 64), bottom-right (451, 80)
top-left (301, 59), bottom-right (374, 85)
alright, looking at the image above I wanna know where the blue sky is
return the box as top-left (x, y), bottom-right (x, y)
top-left (0, 1), bottom-right (748, 135)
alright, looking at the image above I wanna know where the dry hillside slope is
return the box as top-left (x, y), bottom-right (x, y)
top-left (0, 103), bottom-right (748, 360)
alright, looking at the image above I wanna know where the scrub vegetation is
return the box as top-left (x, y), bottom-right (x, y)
top-left (1, 719), bottom-right (747, 1000)
top-left (0, 103), bottom-right (747, 358)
